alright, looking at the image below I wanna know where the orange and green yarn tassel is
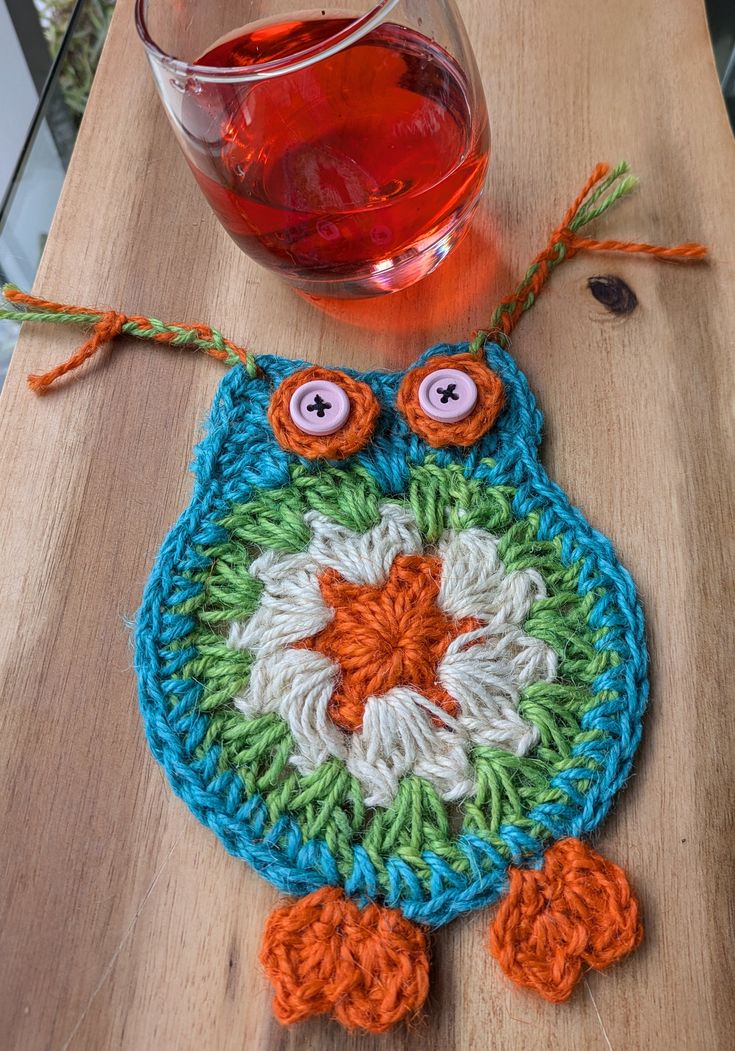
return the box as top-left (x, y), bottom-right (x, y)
top-left (470, 160), bottom-right (706, 350)
top-left (0, 285), bottom-right (257, 391)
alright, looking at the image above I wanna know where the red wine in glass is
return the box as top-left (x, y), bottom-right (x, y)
top-left (184, 15), bottom-right (489, 296)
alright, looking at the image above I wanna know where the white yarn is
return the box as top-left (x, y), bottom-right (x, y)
top-left (303, 503), bottom-right (422, 585)
top-left (228, 503), bottom-right (558, 807)
top-left (227, 549), bottom-right (332, 655)
top-left (438, 625), bottom-right (554, 754)
top-left (235, 648), bottom-right (347, 769)
top-left (347, 688), bottom-right (474, 808)
top-left (438, 528), bottom-right (546, 627)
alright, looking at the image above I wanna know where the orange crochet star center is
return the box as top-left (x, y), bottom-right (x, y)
top-left (296, 554), bottom-right (480, 732)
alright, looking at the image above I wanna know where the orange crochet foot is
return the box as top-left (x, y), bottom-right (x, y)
top-left (489, 838), bottom-right (643, 1003)
top-left (260, 886), bottom-right (430, 1033)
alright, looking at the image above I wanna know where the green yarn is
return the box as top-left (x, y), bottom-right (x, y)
top-left (222, 459), bottom-right (514, 554)
top-left (407, 460), bottom-right (515, 540)
top-left (362, 776), bottom-right (471, 882)
top-left (290, 463), bottom-right (383, 532)
top-left (220, 462), bottom-right (384, 551)
top-left (187, 636), bottom-right (254, 714)
top-left (569, 161), bottom-right (637, 230)
top-left (222, 486), bottom-right (311, 552)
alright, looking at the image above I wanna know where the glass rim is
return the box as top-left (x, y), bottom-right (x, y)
top-left (134, 0), bottom-right (401, 82)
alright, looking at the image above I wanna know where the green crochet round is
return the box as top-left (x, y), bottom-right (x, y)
top-left (167, 460), bottom-right (616, 899)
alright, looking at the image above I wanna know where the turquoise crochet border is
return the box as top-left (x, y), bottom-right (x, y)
top-left (134, 341), bottom-right (648, 927)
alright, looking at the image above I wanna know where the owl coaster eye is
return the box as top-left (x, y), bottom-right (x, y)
top-left (397, 352), bottom-right (505, 448)
top-left (268, 366), bottom-right (380, 459)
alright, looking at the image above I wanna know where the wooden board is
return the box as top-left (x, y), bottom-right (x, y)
top-left (1, 1), bottom-right (734, 1047)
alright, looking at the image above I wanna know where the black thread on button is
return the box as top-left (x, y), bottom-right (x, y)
top-left (436, 383), bottom-right (459, 404)
top-left (587, 275), bottom-right (638, 315)
top-left (307, 394), bottom-right (332, 418)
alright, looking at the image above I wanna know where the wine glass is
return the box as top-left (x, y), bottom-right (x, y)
top-left (136, 1), bottom-right (490, 298)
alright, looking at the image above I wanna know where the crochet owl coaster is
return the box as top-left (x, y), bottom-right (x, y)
top-left (4, 163), bottom-right (705, 1033)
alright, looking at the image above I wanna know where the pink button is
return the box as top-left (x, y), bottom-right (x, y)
top-left (288, 379), bottom-right (350, 435)
top-left (417, 368), bottom-right (478, 423)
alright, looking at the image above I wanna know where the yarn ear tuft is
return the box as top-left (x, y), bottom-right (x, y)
top-left (470, 160), bottom-right (707, 351)
top-left (488, 837), bottom-right (643, 1003)
top-left (260, 886), bottom-right (430, 1033)
top-left (0, 284), bottom-right (257, 392)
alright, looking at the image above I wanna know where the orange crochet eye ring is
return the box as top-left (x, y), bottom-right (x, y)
top-left (268, 366), bottom-right (380, 460)
top-left (396, 353), bottom-right (505, 448)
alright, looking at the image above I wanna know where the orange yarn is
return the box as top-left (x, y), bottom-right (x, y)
top-left (297, 555), bottom-right (480, 731)
top-left (4, 286), bottom-right (105, 318)
top-left (489, 838), bottom-right (643, 1003)
top-left (565, 235), bottom-right (707, 260)
top-left (260, 886), bottom-right (430, 1033)
top-left (268, 366), bottom-right (380, 459)
top-left (26, 309), bottom-right (126, 393)
top-left (397, 353), bottom-right (505, 448)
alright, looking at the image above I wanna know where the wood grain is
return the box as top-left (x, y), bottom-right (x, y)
top-left (1, 1), bottom-right (734, 1048)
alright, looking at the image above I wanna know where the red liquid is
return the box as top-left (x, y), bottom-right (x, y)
top-left (185, 16), bottom-right (489, 291)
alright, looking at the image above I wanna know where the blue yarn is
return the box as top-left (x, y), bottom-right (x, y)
top-left (135, 340), bottom-right (648, 929)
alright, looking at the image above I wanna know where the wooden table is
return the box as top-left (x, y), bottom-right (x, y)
top-left (1, 1), bottom-right (734, 1047)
